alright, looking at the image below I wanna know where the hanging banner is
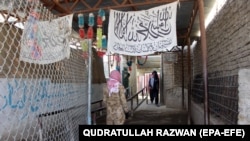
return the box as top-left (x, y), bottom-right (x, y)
top-left (20, 14), bottom-right (73, 64)
top-left (107, 1), bottom-right (178, 56)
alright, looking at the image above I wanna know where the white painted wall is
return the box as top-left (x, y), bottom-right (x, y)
top-left (238, 69), bottom-right (250, 124)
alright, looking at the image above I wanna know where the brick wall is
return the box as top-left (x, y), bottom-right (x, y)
top-left (194, 0), bottom-right (250, 76)
top-left (192, 0), bottom-right (250, 124)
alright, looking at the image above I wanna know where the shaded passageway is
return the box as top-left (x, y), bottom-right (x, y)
top-left (95, 100), bottom-right (188, 125)
top-left (124, 102), bottom-right (188, 125)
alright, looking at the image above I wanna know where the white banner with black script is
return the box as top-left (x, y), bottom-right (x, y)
top-left (20, 14), bottom-right (73, 64)
top-left (107, 1), bottom-right (178, 56)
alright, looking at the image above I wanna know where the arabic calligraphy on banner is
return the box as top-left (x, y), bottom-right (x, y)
top-left (107, 1), bottom-right (178, 56)
top-left (20, 14), bottom-right (73, 64)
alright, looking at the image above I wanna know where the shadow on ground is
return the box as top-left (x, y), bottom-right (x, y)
top-left (96, 101), bottom-right (188, 125)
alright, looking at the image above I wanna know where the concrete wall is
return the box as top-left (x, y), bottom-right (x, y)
top-left (191, 102), bottom-right (225, 125)
top-left (162, 52), bottom-right (189, 109)
top-left (238, 69), bottom-right (250, 124)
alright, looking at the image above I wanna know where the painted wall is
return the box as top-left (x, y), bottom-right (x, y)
top-left (0, 79), bottom-right (87, 140)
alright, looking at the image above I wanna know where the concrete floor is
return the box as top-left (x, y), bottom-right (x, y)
top-left (124, 101), bottom-right (188, 125)
top-left (96, 100), bottom-right (188, 125)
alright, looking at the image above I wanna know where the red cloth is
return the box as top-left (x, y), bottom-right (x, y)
top-left (107, 70), bottom-right (121, 96)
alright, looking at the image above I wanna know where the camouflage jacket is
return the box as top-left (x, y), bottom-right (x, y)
top-left (103, 83), bottom-right (129, 125)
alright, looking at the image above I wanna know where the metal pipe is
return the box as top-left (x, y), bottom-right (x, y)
top-left (198, 0), bottom-right (209, 125)
top-left (87, 39), bottom-right (92, 125)
top-left (181, 46), bottom-right (184, 109)
top-left (160, 53), bottom-right (164, 105)
top-left (187, 38), bottom-right (191, 125)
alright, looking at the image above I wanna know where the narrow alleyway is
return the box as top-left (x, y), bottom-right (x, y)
top-left (96, 100), bottom-right (188, 125)
top-left (124, 101), bottom-right (188, 125)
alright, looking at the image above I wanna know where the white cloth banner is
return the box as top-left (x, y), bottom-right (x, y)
top-left (107, 1), bottom-right (178, 56)
top-left (20, 14), bottom-right (73, 64)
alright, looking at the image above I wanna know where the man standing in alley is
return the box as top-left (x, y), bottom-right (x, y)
top-left (103, 70), bottom-right (130, 125)
top-left (148, 70), bottom-right (160, 107)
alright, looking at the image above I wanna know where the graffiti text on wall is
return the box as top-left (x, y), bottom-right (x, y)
top-left (0, 79), bottom-right (77, 120)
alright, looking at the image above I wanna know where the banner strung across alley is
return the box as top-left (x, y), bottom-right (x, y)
top-left (107, 1), bottom-right (178, 56)
top-left (20, 14), bottom-right (73, 64)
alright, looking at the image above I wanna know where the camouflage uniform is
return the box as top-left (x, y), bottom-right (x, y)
top-left (103, 83), bottom-right (129, 125)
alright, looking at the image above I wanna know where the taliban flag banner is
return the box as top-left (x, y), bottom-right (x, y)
top-left (107, 1), bottom-right (178, 56)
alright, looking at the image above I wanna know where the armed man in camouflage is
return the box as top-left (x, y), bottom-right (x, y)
top-left (103, 70), bottom-right (129, 125)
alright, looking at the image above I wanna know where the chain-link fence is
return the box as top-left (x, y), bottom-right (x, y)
top-left (0, 0), bottom-right (89, 140)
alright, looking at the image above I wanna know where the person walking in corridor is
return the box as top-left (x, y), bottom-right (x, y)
top-left (148, 70), bottom-right (160, 107)
top-left (103, 70), bottom-right (130, 125)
